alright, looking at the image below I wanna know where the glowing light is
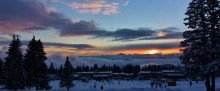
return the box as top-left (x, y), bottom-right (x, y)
top-left (156, 32), bottom-right (167, 37)
top-left (148, 50), bottom-right (158, 54)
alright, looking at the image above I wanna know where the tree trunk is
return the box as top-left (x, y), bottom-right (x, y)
top-left (205, 76), bottom-right (211, 91)
top-left (211, 75), bottom-right (215, 91)
top-left (36, 86), bottom-right (38, 90)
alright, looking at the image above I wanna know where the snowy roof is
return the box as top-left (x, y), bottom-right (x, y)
top-left (112, 73), bottom-right (120, 75)
top-left (93, 75), bottom-right (111, 77)
top-left (78, 72), bottom-right (94, 74)
top-left (165, 74), bottom-right (185, 76)
top-left (98, 71), bottom-right (112, 73)
top-left (151, 71), bottom-right (162, 73)
top-left (139, 71), bottom-right (151, 74)
top-left (125, 73), bottom-right (134, 75)
top-left (161, 70), bottom-right (178, 73)
top-left (73, 74), bottom-right (80, 77)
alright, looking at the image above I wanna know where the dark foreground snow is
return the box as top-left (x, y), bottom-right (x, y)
top-left (1, 78), bottom-right (220, 91)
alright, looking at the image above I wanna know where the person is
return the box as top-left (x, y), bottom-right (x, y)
top-left (190, 81), bottom-right (192, 86)
top-left (196, 79), bottom-right (198, 83)
top-left (159, 83), bottom-right (162, 88)
top-left (94, 84), bottom-right (96, 88)
top-left (151, 82), bottom-right (154, 88)
top-left (100, 85), bottom-right (104, 89)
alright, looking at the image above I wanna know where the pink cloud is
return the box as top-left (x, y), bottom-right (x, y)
top-left (0, 0), bottom-right (98, 35)
top-left (69, 0), bottom-right (119, 15)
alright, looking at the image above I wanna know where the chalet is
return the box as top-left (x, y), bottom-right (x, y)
top-left (139, 71), bottom-right (163, 79)
top-left (93, 71), bottom-right (113, 80)
top-left (76, 72), bottom-right (94, 78)
top-left (75, 71), bottom-right (113, 79)
top-left (124, 73), bottom-right (134, 79)
top-left (72, 70), bottom-right (185, 80)
top-left (112, 73), bottom-right (121, 79)
top-left (138, 71), bottom-right (151, 79)
top-left (162, 70), bottom-right (185, 79)
top-left (73, 74), bottom-right (80, 80)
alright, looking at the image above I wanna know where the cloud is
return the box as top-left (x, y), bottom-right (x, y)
top-left (0, 0), bottom-right (97, 34)
top-left (69, 0), bottom-right (119, 15)
top-left (59, 26), bottom-right (182, 41)
top-left (0, 0), bottom-right (182, 42)
top-left (95, 28), bottom-right (156, 41)
top-left (140, 27), bottom-right (183, 40)
top-left (59, 21), bottom-right (98, 36)
top-left (43, 42), bottom-right (95, 49)
top-left (0, 40), bottom-right (95, 49)
top-left (0, 33), bottom-right (12, 40)
top-left (146, 32), bottom-right (182, 40)
top-left (105, 42), bottom-right (180, 51)
top-left (93, 27), bottom-right (182, 41)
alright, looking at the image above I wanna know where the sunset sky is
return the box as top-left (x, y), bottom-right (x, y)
top-left (0, 0), bottom-right (190, 56)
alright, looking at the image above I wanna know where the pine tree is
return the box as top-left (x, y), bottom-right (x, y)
top-left (24, 36), bottom-right (37, 88)
top-left (24, 37), bottom-right (51, 90)
top-left (93, 64), bottom-right (98, 71)
top-left (3, 35), bottom-right (26, 90)
top-left (60, 56), bottom-right (74, 90)
top-left (181, 0), bottom-right (220, 91)
top-left (206, 1), bottom-right (220, 91)
top-left (58, 64), bottom-right (63, 78)
top-left (49, 62), bottom-right (55, 74)
top-left (35, 39), bottom-right (51, 90)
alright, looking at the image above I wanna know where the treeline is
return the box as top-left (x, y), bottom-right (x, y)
top-left (48, 63), bottom-right (177, 75)
top-left (48, 64), bottom-right (140, 74)
top-left (0, 35), bottom-right (74, 90)
top-left (141, 64), bottom-right (176, 71)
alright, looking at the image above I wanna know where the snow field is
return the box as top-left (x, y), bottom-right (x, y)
top-left (1, 78), bottom-right (220, 91)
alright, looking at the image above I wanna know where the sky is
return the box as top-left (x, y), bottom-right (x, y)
top-left (0, 0), bottom-right (191, 57)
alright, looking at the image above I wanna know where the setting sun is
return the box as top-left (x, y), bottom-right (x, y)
top-left (148, 50), bottom-right (158, 54)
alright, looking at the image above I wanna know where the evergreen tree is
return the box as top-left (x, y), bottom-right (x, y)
top-left (49, 62), bottom-right (55, 74)
top-left (24, 36), bottom-right (37, 88)
top-left (93, 64), bottom-right (98, 71)
top-left (24, 37), bottom-right (50, 90)
top-left (206, 1), bottom-right (220, 91)
top-left (35, 39), bottom-right (51, 90)
top-left (57, 64), bottom-right (63, 79)
top-left (3, 35), bottom-right (25, 90)
top-left (181, 0), bottom-right (220, 91)
top-left (60, 56), bottom-right (74, 90)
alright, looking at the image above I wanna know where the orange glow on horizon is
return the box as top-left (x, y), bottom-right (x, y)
top-left (44, 46), bottom-right (183, 56)
top-left (112, 47), bottom-right (182, 55)
top-left (146, 50), bottom-right (158, 54)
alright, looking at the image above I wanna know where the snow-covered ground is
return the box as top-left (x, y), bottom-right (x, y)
top-left (2, 78), bottom-right (220, 91)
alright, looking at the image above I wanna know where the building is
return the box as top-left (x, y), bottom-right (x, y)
top-left (75, 71), bottom-right (113, 79)
top-left (139, 71), bottom-right (163, 79)
top-left (161, 70), bottom-right (185, 79)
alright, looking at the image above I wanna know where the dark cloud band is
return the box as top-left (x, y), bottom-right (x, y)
top-left (105, 42), bottom-right (180, 51)
top-left (0, 41), bottom-right (95, 49)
